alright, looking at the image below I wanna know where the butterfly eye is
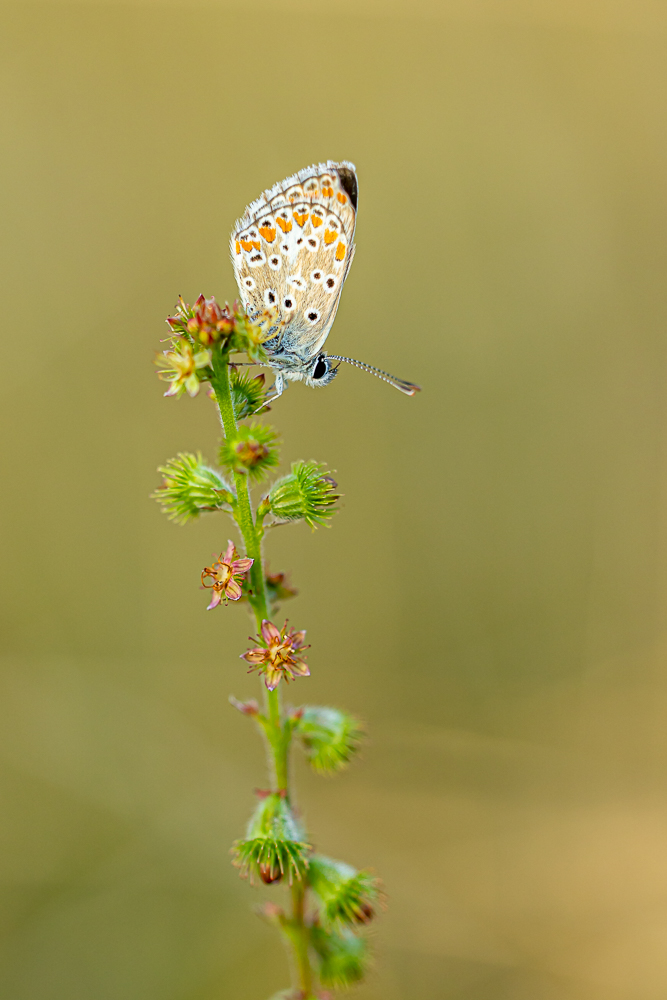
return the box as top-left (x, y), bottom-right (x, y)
top-left (305, 309), bottom-right (321, 326)
top-left (312, 357), bottom-right (328, 379)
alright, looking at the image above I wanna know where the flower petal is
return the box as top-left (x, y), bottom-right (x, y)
top-left (288, 660), bottom-right (310, 678)
top-left (261, 620), bottom-right (281, 643)
top-left (223, 540), bottom-right (236, 563)
top-left (226, 579), bottom-right (243, 601)
top-left (264, 666), bottom-right (282, 691)
top-left (206, 591), bottom-right (222, 610)
top-left (241, 648), bottom-right (267, 664)
top-left (289, 630), bottom-right (307, 650)
top-left (194, 349), bottom-right (212, 368)
top-left (232, 558), bottom-right (253, 573)
top-left (185, 374), bottom-right (200, 397)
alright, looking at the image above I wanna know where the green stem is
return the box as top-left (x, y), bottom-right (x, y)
top-left (210, 351), bottom-right (312, 993)
top-left (291, 881), bottom-right (314, 994)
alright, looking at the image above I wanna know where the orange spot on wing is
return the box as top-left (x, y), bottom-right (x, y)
top-left (337, 192), bottom-right (347, 204)
top-left (311, 214), bottom-right (323, 227)
top-left (276, 217), bottom-right (292, 234)
top-left (259, 226), bottom-right (276, 242)
top-left (251, 241), bottom-right (261, 251)
top-left (322, 185), bottom-right (334, 197)
top-left (324, 229), bottom-right (338, 246)
top-left (335, 242), bottom-right (346, 261)
top-left (293, 211), bottom-right (309, 227)
top-left (240, 239), bottom-right (254, 251)
top-left (235, 241), bottom-right (241, 254)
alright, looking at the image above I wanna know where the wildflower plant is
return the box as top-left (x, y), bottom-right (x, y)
top-left (152, 293), bottom-right (398, 997)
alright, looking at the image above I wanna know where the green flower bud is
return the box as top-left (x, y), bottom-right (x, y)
top-left (268, 462), bottom-right (340, 528)
top-left (219, 422), bottom-right (280, 480)
top-left (230, 367), bottom-right (270, 418)
top-left (152, 453), bottom-right (234, 524)
top-left (232, 793), bottom-right (311, 886)
top-left (295, 706), bottom-right (363, 774)
top-left (310, 924), bottom-right (370, 989)
top-left (308, 855), bottom-right (379, 928)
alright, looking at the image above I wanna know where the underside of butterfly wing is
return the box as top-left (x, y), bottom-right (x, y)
top-left (230, 161), bottom-right (358, 369)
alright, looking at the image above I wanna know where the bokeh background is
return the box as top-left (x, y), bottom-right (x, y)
top-left (2, 1), bottom-right (667, 997)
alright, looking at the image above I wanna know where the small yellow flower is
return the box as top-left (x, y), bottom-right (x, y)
top-left (156, 339), bottom-right (211, 398)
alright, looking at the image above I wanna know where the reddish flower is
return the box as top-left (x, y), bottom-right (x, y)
top-left (241, 620), bottom-right (310, 691)
top-left (167, 294), bottom-right (235, 346)
top-left (186, 294), bottom-right (236, 346)
top-left (201, 541), bottom-right (253, 608)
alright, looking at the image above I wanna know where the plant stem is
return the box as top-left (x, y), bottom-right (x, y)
top-left (291, 882), bottom-right (314, 994)
top-left (210, 351), bottom-right (313, 993)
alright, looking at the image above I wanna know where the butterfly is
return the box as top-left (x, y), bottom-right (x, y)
top-left (230, 160), bottom-right (420, 401)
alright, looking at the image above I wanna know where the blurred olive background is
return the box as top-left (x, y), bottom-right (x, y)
top-left (2, 1), bottom-right (667, 998)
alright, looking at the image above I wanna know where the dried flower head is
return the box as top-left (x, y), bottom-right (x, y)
top-left (307, 855), bottom-right (380, 929)
top-left (229, 367), bottom-right (270, 418)
top-left (156, 338), bottom-right (212, 398)
top-left (152, 452), bottom-right (234, 523)
top-left (295, 706), bottom-right (363, 774)
top-left (268, 462), bottom-right (340, 528)
top-left (219, 422), bottom-right (280, 480)
top-left (241, 620), bottom-right (310, 691)
top-left (309, 924), bottom-right (369, 989)
top-left (201, 541), bottom-right (254, 608)
top-left (232, 792), bottom-right (311, 885)
top-left (265, 571), bottom-right (298, 611)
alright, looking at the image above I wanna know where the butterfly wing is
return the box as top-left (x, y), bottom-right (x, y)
top-left (230, 161), bottom-right (357, 363)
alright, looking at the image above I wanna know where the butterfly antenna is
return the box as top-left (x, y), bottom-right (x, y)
top-left (327, 356), bottom-right (421, 396)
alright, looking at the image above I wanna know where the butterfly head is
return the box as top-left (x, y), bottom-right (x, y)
top-left (300, 353), bottom-right (339, 388)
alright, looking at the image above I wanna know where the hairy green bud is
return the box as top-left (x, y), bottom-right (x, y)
top-left (230, 367), bottom-right (270, 419)
top-left (268, 461), bottom-right (340, 528)
top-left (295, 706), bottom-right (363, 774)
top-left (219, 422), bottom-right (280, 480)
top-left (308, 855), bottom-right (379, 928)
top-left (232, 793), bottom-right (311, 886)
top-left (310, 924), bottom-right (369, 988)
top-left (152, 452), bottom-right (234, 523)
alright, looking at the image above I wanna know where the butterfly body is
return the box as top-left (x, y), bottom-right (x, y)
top-left (230, 161), bottom-right (420, 398)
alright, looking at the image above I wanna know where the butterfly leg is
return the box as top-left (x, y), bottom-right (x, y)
top-left (251, 372), bottom-right (286, 414)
